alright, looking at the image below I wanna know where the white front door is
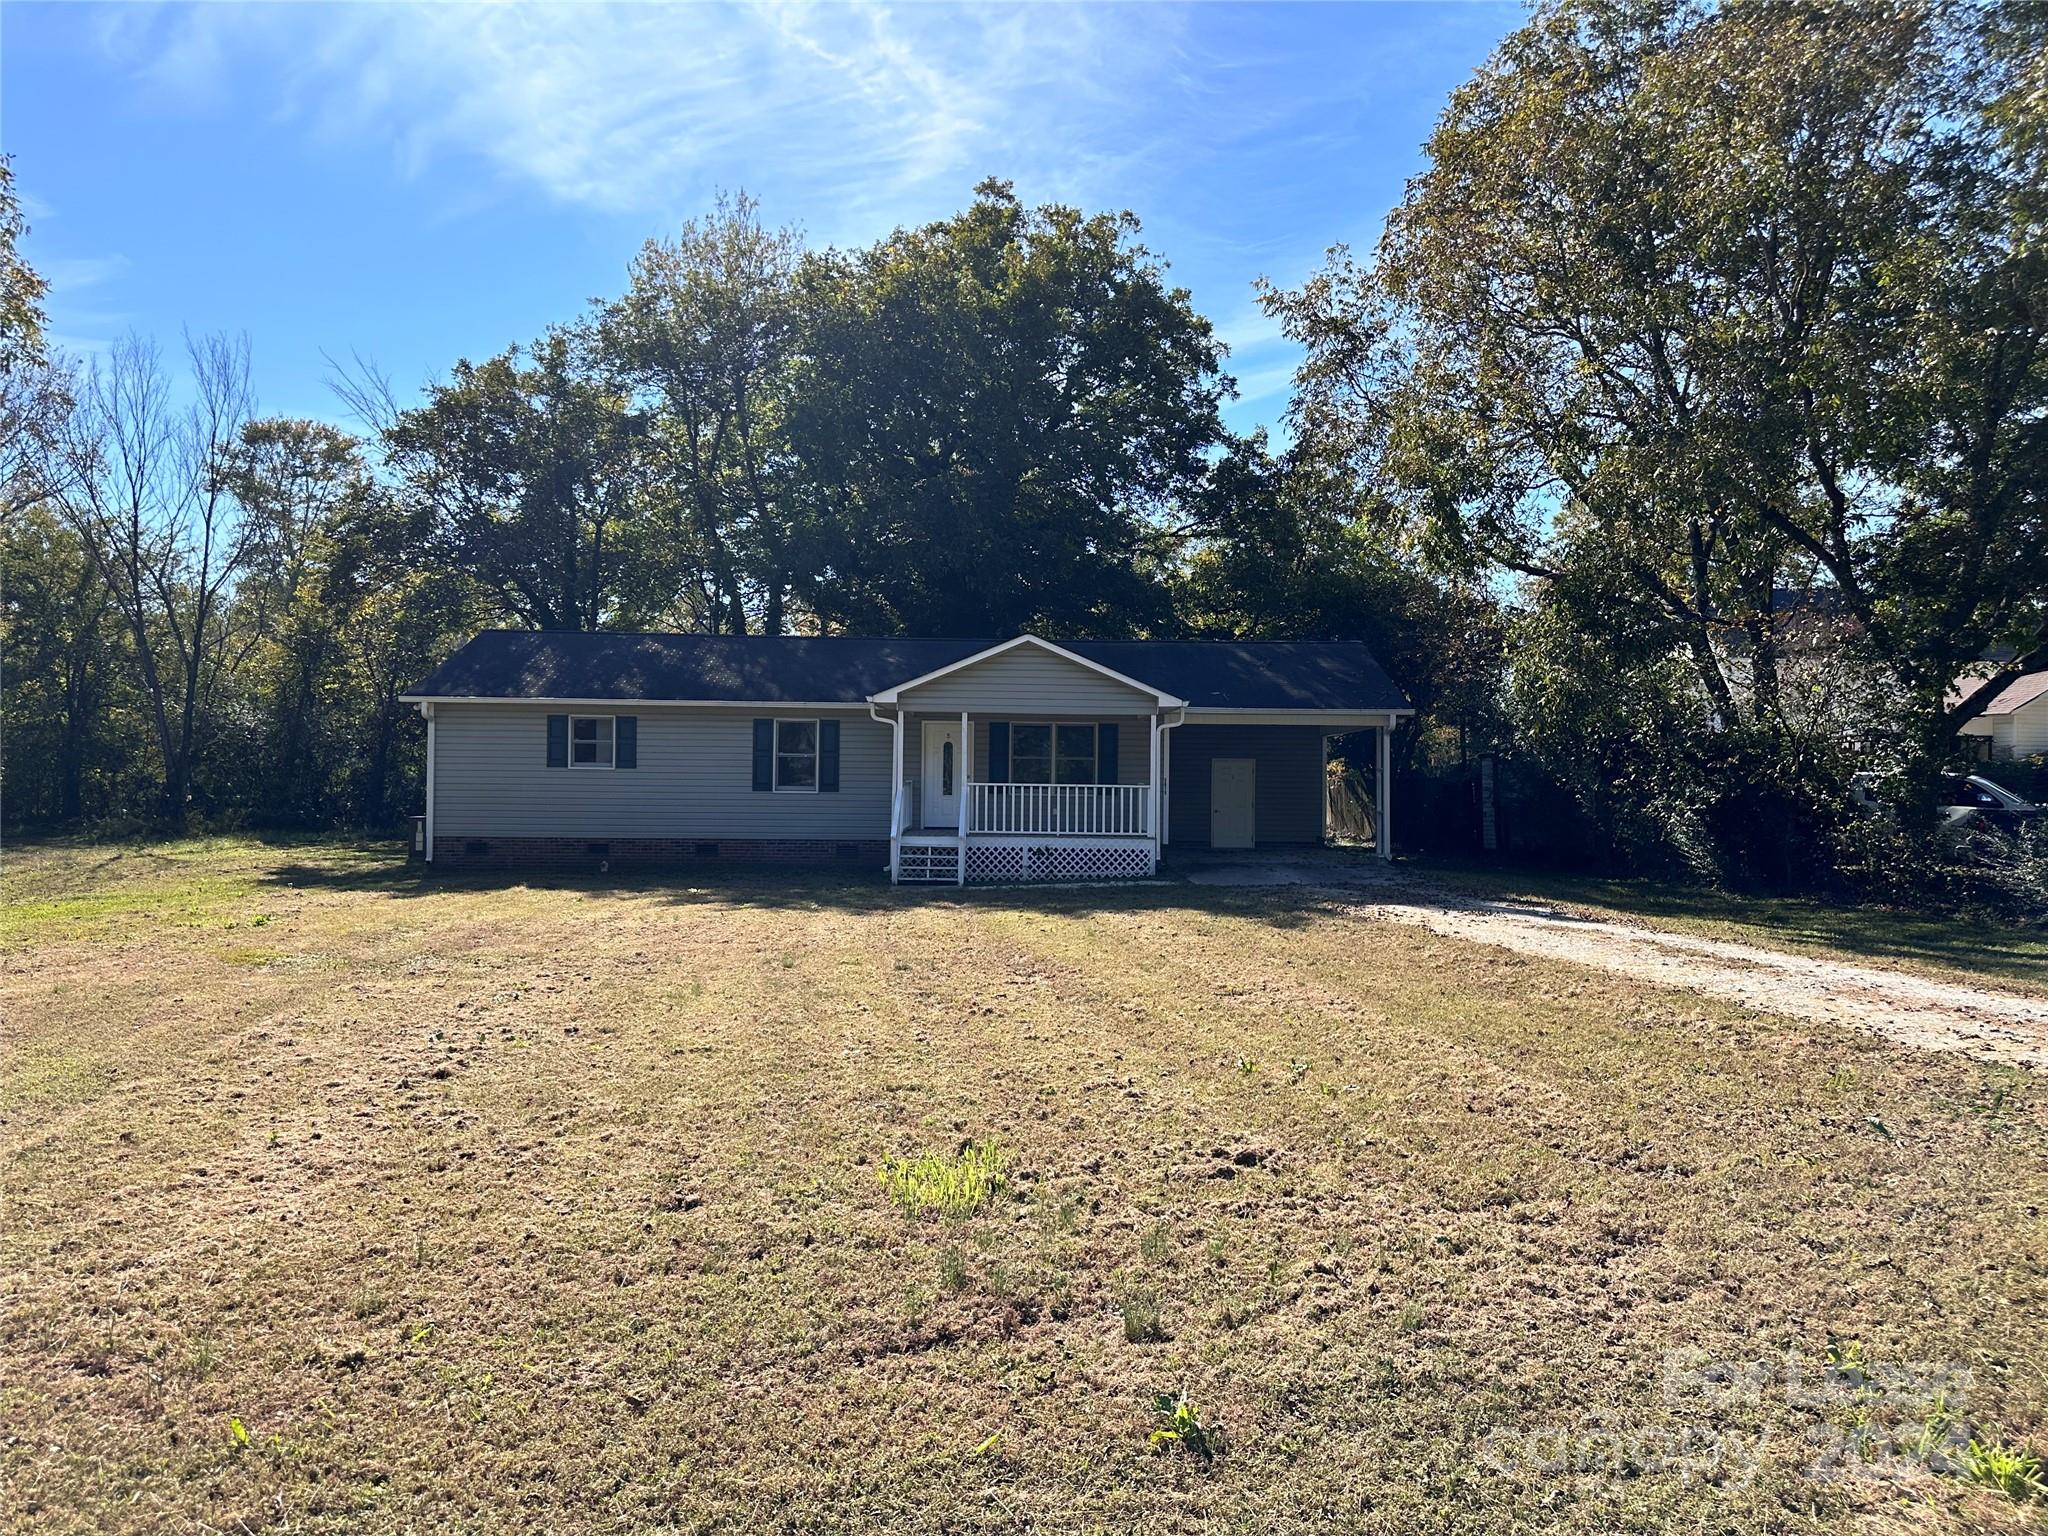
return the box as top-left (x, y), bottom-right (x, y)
top-left (921, 721), bottom-right (962, 829)
top-left (1210, 758), bottom-right (1256, 849)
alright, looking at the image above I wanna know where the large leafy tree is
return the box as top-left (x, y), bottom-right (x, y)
top-left (0, 501), bottom-right (142, 820)
top-left (382, 328), bottom-right (643, 631)
top-left (0, 155), bottom-right (47, 375)
top-left (600, 192), bottom-right (806, 634)
top-left (1265, 0), bottom-right (2047, 826)
top-left (1175, 440), bottom-right (1504, 747)
top-left (792, 180), bottom-right (1229, 636)
top-left (216, 418), bottom-right (373, 820)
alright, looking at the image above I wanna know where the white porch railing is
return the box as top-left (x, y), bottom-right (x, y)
top-left (966, 781), bottom-right (1151, 837)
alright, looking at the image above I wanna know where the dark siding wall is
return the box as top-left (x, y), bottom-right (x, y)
top-left (1168, 725), bottom-right (1327, 847)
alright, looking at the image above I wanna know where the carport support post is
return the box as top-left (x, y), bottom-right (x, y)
top-left (422, 702), bottom-right (436, 863)
top-left (1376, 720), bottom-right (1392, 861)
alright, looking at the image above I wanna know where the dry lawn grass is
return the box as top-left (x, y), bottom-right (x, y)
top-left (3, 836), bottom-right (2045, 1534)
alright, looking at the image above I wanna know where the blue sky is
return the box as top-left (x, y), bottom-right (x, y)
top-left (6, 1), bottom-right (1517, 438)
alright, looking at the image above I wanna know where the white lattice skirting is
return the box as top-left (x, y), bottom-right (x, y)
top-left (964, 842), bottom-right (1154, 883)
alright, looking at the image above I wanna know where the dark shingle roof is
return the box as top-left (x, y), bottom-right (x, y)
top-left (406, 631), bottom-right (1409, 712)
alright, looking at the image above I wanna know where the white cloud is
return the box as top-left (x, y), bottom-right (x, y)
top-left (91, 2), bottom-right (1198, 233)
top-left (41, 253), bottom-right (130, 294)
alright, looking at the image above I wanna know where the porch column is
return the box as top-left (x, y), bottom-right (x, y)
top-left (889, 709), bottom-right (904, 882)
top-left (957, 709), bottom-right (969, 885)
top-left (1376, 720), bottom-right (1393, 861)
top-left (423, 703), bottom-right (437, 863)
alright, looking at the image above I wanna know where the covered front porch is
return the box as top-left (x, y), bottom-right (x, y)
top-left (884, 709), bottom-right (1165, 884)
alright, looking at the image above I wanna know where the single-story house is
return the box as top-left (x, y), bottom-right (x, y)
top-left (401, 631), bottom-right (1412, 884)
top-left (1955, 670), bottom-right (2048, 761)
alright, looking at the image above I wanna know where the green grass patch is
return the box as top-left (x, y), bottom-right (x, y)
top-left (878, 1140), bottom-right (1008, 1218)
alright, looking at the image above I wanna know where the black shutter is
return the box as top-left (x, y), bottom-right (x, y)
top-left (1097, 722), bottom-right (1118, 784)
top-left (546, 714), bottom-right (568, 768)
top-left (987, 721), bottom-right (1010, 784)
top-left (752, 719), bottom-right (774, 791)
top-left (819, 719), bottom-right (840, 791)
top-left (616, 716), bottom-right (637, 769)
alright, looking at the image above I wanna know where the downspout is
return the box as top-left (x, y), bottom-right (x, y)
top-left (1156, 706), bottom-right (1185, 852)
top-left (869, 701), bottom-right (901, 881)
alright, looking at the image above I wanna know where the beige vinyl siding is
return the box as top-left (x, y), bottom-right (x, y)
top-left (895, 646), bottom-right (1157, 713)
top-left (1168, 724), bottom-right (1327, 847)
top-left (433, 704), bottom-right (890, 840)
top-left (2011, 699), bottom-right (2048, 756)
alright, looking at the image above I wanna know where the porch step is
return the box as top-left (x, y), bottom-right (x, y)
top-left (896, 839), bottom-right (961, 884)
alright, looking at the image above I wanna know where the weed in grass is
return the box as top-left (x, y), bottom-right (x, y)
top-left (184, 1338), bottom-right (219, 1380)
top-left (1121, 1288), bottom-right (1165, 1343)
top-left (1956, 1438), bottom-right (2047, 1503)
top-left (878, 1141), bottom-right (1007, 1218)
top-left (1396, 1300), bottom-right (1426, 1335)
top-left (1148, 1390), bottom-right (1217, 1465)
top-left (1236, 1056), bottom-right (1258, 1077)
top-left (1139, 1223), bottom-right (1174, 1265)
top-left (227, 1416), bottom-right (251, 1449)
top-left (1040, 1197), bottom-right (1080, 1234)
top-left (938, 1246), bottom-right (969, 1294)
top-left (1045, 1273), bottom-right (1073, 1321)
top-left (1963, 1068), bottom-right (2024, 1123)
top-left (351, 1289), bottom-right (388, 1320)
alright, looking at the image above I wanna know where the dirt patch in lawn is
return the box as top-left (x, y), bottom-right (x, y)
top-left (3, 839), bottom-right (2045, 1534)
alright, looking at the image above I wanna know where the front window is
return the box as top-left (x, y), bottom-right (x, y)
top-left (1008, 723), bottom-right (1098, 784)
top-left (1011, 724), bottom-right (1053, 784)
top-left (570, 715), bottom-right (614, 768)
top-left (775, 718), bottom-right (818, 790)
top-left (1055, 724), bottom-right (1098, 785)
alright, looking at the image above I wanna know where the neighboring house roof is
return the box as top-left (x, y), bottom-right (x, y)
top-left (403, 630), bottom-right (1411, 713)
top-left (1951, 670), bottom-right (2048, 717)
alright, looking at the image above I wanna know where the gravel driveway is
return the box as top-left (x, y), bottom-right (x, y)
top-left (1184, 860), bottom-right (2048, 1069)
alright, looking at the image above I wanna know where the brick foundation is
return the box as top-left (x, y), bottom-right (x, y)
top-left (430, 836), bottom-right (889, 873)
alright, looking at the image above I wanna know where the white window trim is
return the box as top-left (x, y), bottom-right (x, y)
top-left (1006, 720), bottom-right (1100, 785)
top-left (773, 716), bottom-right (821, 793)
top-left (568, 713), bottom-right (616, 770)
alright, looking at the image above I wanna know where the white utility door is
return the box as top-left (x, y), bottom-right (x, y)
top-left (1210, 758), bottom-right (1256, 849)
top-left (921, 721), bottom-right (962, 828)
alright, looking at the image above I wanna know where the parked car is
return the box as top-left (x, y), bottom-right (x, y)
top-left (1849, 772), bottom-right (2042, 834)
top-left (1942, 773), bottom-right (2040, 834)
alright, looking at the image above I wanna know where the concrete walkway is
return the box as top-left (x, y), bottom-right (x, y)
top-left (1182, 858), bottom-right (2048, 1069)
